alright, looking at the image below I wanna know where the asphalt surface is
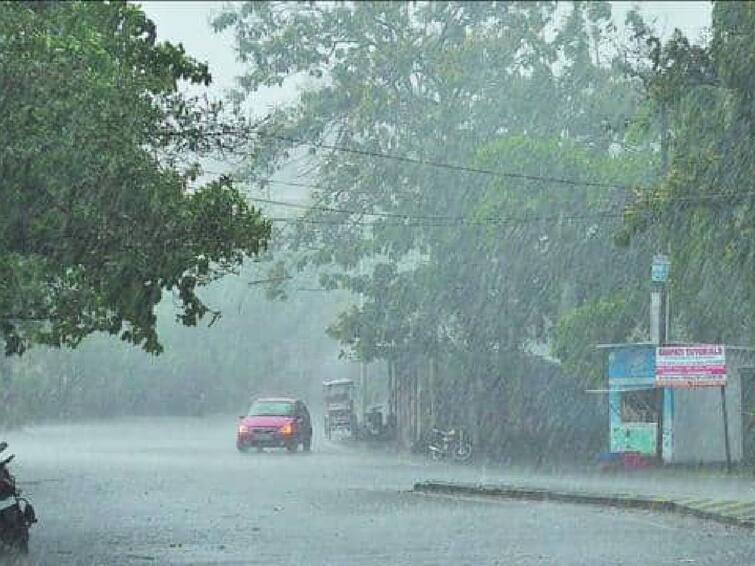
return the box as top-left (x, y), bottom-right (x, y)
top-left (3, 416), bottom-right (754, 565)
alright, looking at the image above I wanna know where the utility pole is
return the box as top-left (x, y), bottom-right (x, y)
top-left (720, 385), bottom-right (732, 472)
top-left (651, 254), bottom-right (670, 462)
top-left (357, 244), bottom-right (367, 426)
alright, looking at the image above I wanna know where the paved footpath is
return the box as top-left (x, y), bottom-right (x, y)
top-left (415, 463), bottom-right (755, 529)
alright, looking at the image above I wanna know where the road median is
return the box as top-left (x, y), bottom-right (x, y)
top-left (413, 481), bottom-right (755, 529)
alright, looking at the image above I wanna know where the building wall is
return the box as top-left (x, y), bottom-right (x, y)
top-left (672, 353), bottom-right (745, 464)
top-left (394, 359), bottom-right (419, 450)
top-left (605, 345), bottom-right (754, 464)
top-left (740, 364), bottom-right (755, 463)
top-left (607, 344), bottom-right (658, 456)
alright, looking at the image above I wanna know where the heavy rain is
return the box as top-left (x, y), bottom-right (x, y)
top-left (1, 1), bottom-right (754, 564)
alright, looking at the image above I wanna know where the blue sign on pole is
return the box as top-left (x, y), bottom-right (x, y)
top-left (651, 254), bottom-right (670, 283)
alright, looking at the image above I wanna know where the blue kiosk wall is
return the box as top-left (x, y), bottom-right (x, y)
top-left (606, 344), bottom-right (673, 460)
top-left (603, 343), bottom-right (750, 464)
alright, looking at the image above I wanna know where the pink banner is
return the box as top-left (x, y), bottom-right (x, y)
top-left (655, 345), bottom-right (726, 388)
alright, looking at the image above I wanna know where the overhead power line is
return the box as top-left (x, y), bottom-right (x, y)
top-left (198, 126), bottom-right (629, 191)
top-left (246, 186), bottom-right (755, 222)
top-left (195, 119), bottom-right (755, 216)
top-left (247, 195), bottom-right (469, 221)
top-left (251, 130), bottom-right (630, 190)
top-left (265, 209), bottom-right (627, 228)
top-left (258, 188), bottom-right (755, 228)
top-left (201, 168), bottom-right (755, 223)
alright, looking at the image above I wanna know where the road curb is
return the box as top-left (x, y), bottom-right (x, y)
top-left (413, 481), bottom-right (755, 530)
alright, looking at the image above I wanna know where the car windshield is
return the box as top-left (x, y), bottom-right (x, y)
top-left (248, 401), bottom-right (294, 417)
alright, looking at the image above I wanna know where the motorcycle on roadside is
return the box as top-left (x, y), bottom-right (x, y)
top-left (426, 427), bottom-right (473, 463)
top-left (0, 442), bottom-right (37, 555)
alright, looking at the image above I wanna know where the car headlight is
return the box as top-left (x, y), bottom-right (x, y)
top-left (279, 423), bottom-right (294, 436)
top-left (238, 424), bottom-right (249, 434)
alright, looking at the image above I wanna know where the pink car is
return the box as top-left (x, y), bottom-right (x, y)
top-left (236, 398), bottom-right (313, 452)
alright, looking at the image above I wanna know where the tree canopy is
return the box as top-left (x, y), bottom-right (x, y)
top-left (215, 1), bottom-right (649, 363)
top-left (0, 1), bottom-right (271, 354)
top-left (218, 2), bottom-right (753, 377)
top-left (620, 1), bottom-right (755, 344)
top-left (214, 2), bottom-right (658, 452)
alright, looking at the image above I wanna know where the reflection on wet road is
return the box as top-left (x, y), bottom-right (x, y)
top-left (5, 417), bottom-right (754, 565)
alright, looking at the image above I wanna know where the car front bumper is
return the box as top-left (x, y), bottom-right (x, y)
top-left (237, 432), bottom-right (296, 448)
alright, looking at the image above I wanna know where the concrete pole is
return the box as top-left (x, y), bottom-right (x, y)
top-left (652, 285), bottom-right (667, 463)
top-left (358, 277), bottom-right (365, 428)
top-left (650, 290), bottom-right (663, 344)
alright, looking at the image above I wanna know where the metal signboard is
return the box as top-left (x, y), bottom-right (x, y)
top-left (651, 254), bottom-right (670, 283)
top-left (655, 345), bottom-right (726, 388)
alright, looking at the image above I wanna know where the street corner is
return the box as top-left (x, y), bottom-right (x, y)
top-left (674, 498), bottom-right (755, 528)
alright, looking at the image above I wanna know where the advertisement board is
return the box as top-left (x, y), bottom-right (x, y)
top-left (655, 345), bottom-right (726, 388)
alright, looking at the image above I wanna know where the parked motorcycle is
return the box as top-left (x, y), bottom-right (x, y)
top-left (427, 427), bottom-right (473, 463)
top-left (0, 442), bottom-right (36, 554)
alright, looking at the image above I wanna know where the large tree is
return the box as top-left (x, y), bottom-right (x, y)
top-left (619, 1), bottom-right (755, 345)
top-left (216, 1), bottom-right (647, 360)
top-left (0, 1), bottom-right (270, 354)
top-left (216, 1), bottom-right (654, 455)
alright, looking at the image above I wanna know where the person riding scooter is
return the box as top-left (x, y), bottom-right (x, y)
top-left (0, 441), bottom-right (37, 554)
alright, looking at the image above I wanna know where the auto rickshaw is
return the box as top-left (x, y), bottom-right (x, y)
top-left (322, 379), bottom-right (358, 440)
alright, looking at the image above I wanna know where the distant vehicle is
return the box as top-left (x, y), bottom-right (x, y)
top-left (322, 379), bottom-right (358, 440)
top-left (357, 403), bottom-right (396, 441)
top-left (236, 398), bottom-right (312, 453)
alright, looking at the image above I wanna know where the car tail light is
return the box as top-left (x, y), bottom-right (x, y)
top-left (279, 422), bottom-right (294, 436)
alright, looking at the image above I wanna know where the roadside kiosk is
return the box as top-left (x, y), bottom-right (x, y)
top-left (597, 342), bottom-right (755, 466)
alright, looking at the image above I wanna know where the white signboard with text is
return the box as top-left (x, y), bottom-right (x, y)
top-left (655, 345), bottom-right (726, 388)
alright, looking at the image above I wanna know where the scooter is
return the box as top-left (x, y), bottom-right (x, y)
top-left (0, 442), bottom-right (36, 554)
top-left (427, 427), bottom-right (473, 463)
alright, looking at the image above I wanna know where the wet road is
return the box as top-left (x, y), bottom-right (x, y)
top-left (4, 417), bottom-right (754, 565)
